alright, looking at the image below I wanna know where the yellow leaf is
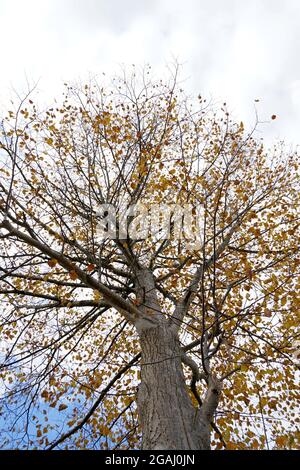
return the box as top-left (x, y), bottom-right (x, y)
top-left (49, 375), bottom-right (55, 386)
top-left (93, 290), bottom-right (102, 302)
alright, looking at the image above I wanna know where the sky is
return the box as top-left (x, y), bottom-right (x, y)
top-left (0, 0), bottom-right (300, 147)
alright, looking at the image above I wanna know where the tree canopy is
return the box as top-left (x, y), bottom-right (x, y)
top-left (0, 67), bottom-right (299, 449)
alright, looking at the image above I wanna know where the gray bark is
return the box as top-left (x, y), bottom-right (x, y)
top-left (133, 268), bottom-right (220, 450)
top-left (137, 321), bottom-right (220, 450)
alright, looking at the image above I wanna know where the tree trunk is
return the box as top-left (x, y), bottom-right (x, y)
top-left (137, 322), bottom-right (211, 450)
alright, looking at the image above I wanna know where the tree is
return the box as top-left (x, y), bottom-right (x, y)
top-left (0, 67), bottom-right (299, 450)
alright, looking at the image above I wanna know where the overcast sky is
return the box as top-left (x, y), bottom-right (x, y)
top-left (0, 0), bottom-right (299, 147)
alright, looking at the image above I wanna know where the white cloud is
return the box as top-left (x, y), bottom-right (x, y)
top-left (0, 0), bottom-right (299, 146)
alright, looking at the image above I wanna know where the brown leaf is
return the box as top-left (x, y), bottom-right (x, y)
top-left (58, 403), bottom-right (68, 411)
top-left (48, 258), bottom-right (58, 268)
top-left (69, 270), bottom-right (78, 280)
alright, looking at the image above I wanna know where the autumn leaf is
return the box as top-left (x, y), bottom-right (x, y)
top-left (264, 309), bottom-right (272, 318)
top-left (69, 270), bottom-right (78, 280)
top-left (58, 403), bottom-right (68, 411)
top-left (93, 290), bottom-right (102, 302)
top-left (41, 390), bottom-right (49, 399)
top-left (48, 258), bottom-right (58, 268)
top-left (49, 376), bottom-right (55, 386)
top-left (87, 263), bottom-right (95, 272)
top-left (275, 436), bottom-right (286, 447)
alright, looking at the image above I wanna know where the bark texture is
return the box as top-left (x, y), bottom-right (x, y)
top-left (134, 268), bottom-right (220, 450)
top-left (137, 323), bottom-right (211, 450)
